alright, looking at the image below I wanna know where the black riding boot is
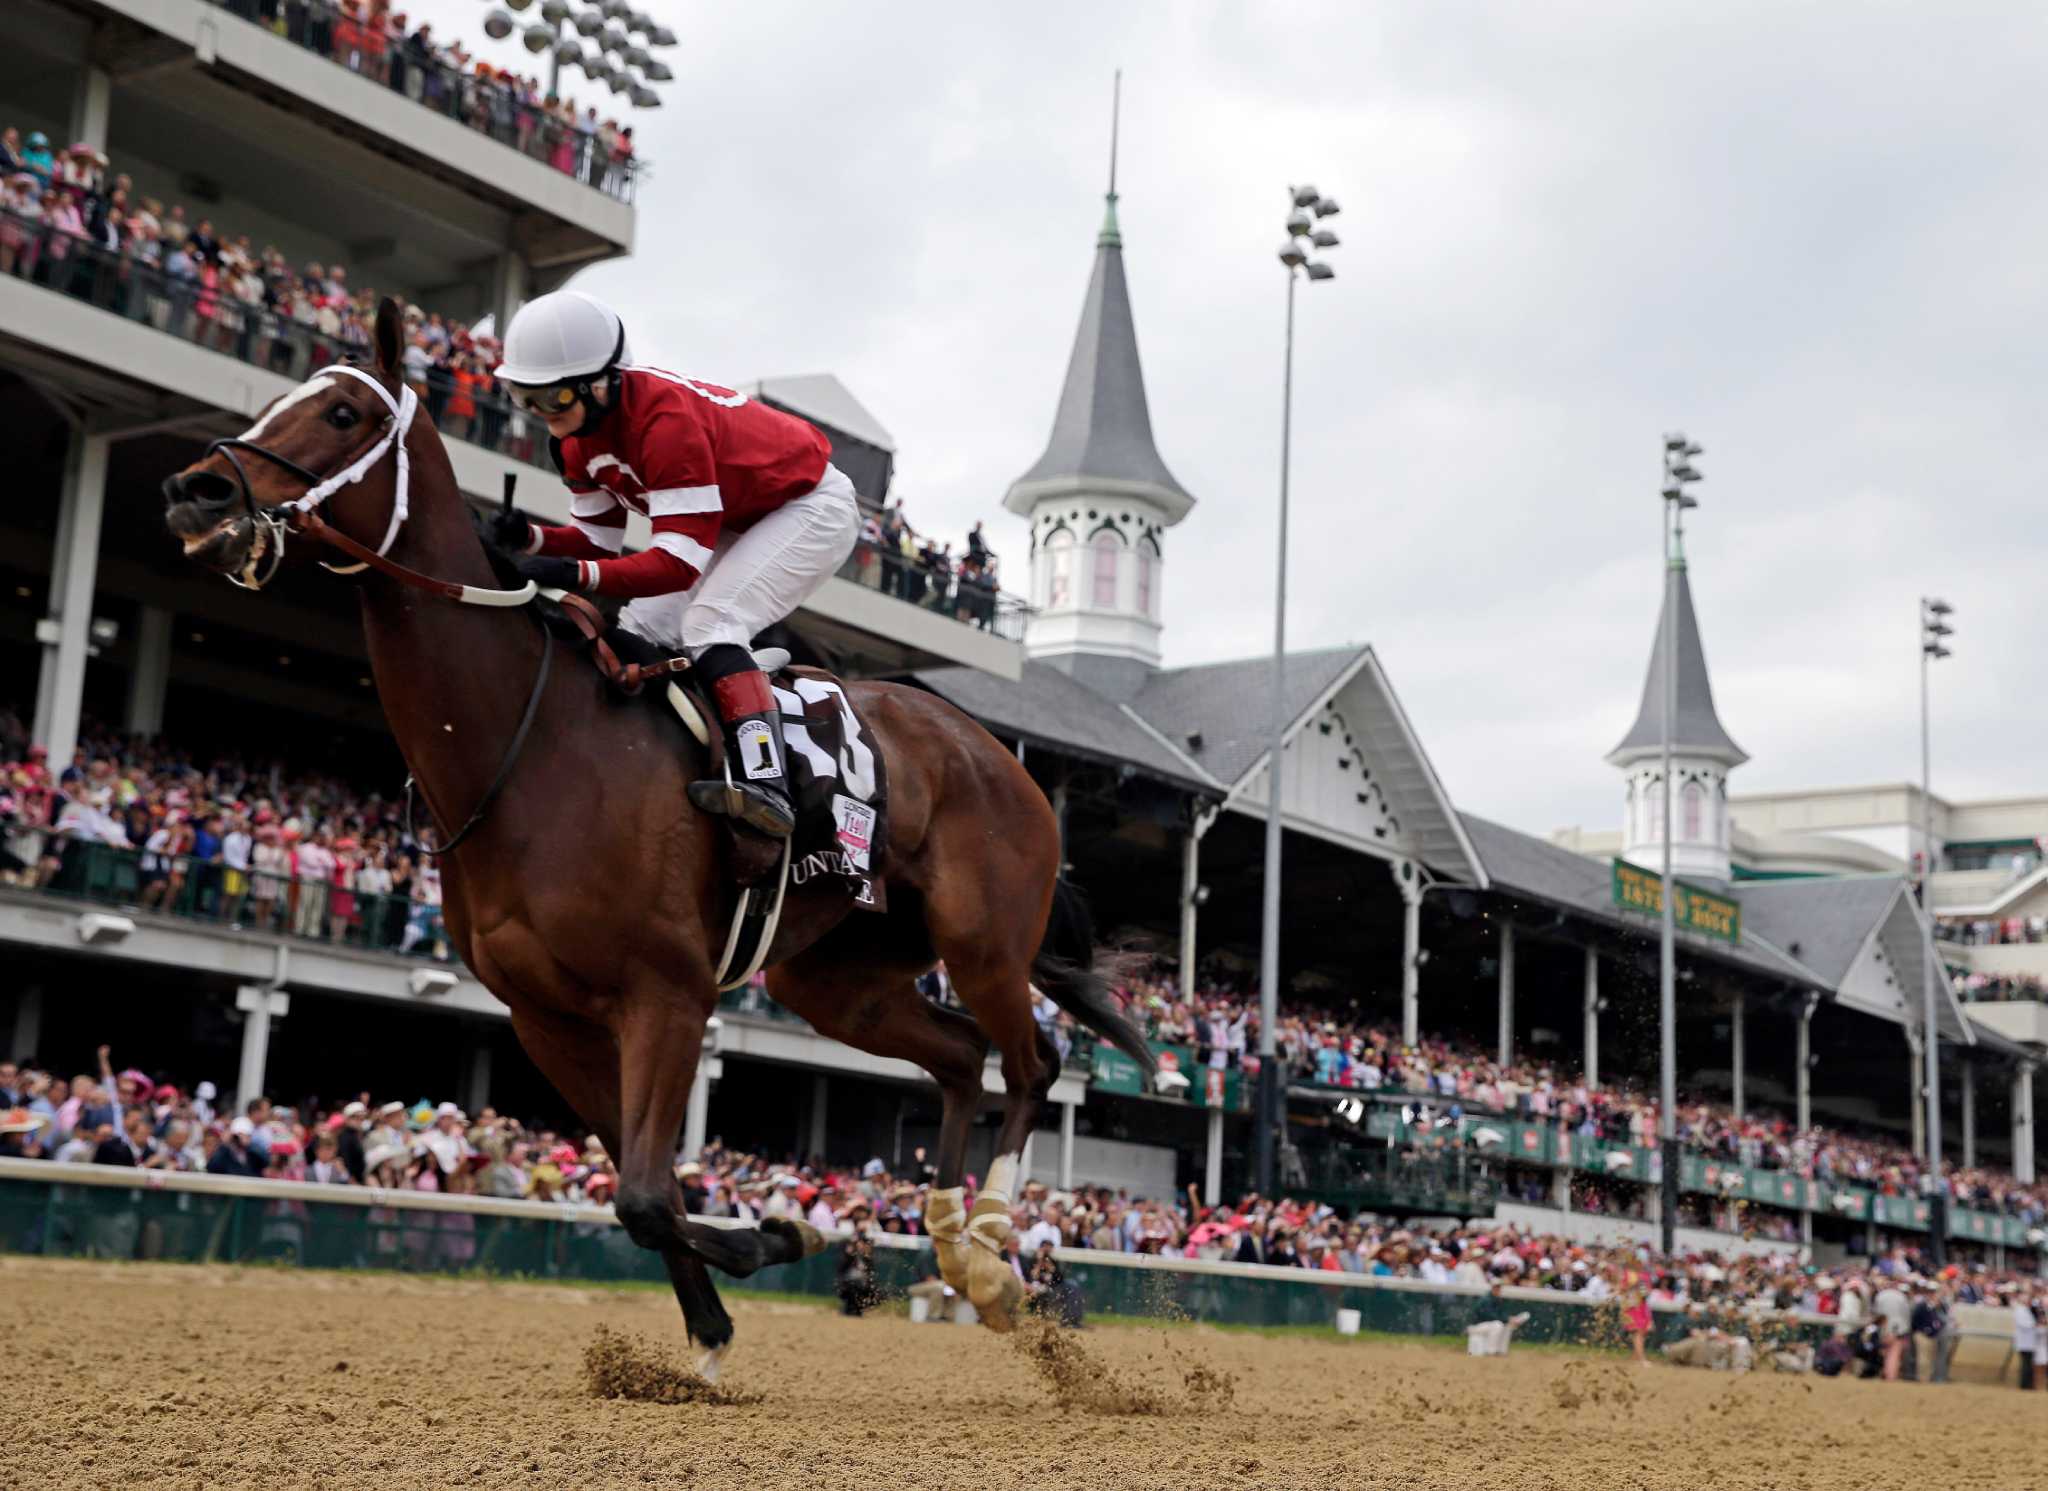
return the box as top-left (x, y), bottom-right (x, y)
top-left (685, 645), bottom-right (795, 840)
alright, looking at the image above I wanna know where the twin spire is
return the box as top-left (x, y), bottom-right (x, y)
top-left (1004, 70), bottom-right (1193, 521)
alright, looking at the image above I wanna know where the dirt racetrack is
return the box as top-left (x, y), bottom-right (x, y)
top-left (6, 1256), bottom-right (2041, 1491)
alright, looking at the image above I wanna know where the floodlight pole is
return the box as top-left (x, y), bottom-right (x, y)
top-left (1658, 479), bottom-right (1680, 1257)
top-left (1255, 262), bottom-right (1296, 1200)
top-left (1920, 596), bottom-right (1950, 1267)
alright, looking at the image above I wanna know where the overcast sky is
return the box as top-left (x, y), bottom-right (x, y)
top-left (423, 1), bottom-right (2044, 837)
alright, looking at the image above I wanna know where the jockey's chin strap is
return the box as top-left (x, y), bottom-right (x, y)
top-left (204, 364), bottom-right (534, 608)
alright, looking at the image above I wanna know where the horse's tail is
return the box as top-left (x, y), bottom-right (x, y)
top-left (1032, 879), bottom-right (1156, 1079)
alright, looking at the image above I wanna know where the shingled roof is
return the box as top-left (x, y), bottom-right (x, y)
top-left (1002, 193), bottom-right (1194, 523)
top-left (1609, 565), bottom-right (1747, 766)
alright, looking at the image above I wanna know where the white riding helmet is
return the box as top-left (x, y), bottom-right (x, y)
top-left (493, 289), bottom-right (632, 386)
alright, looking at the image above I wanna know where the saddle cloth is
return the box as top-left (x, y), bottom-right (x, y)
top-left (767, 669), bottom-right (887, 907)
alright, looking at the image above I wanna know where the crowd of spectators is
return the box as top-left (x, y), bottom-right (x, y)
top-left (1097, 961), bottom-right (2048, 1227)
top-left (4, 1040), bottom-right (2042, 1375)
top-left (1940, 914), bottom-right (2048, 948)
top-left (1, 125), bottom-right (534, 465)
top-left (849, 506), bottom-right (1007, 630)
top-left (0, 709), bottom-right (451, 960)
top-left (221, 0), bottom-right (638, 198)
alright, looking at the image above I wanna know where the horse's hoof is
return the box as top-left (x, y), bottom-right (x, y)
top-left (696, 1343), bottom-right (729, 1383)
top-left (932, 1236), bottom-right (971, 1294)
top-left (762, 1216), bottom-right (828, 1259)
top-left (966, 1250), bottom-right (1026, 1334)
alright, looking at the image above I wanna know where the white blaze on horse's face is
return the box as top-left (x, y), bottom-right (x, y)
top-left (239, 371), bottom-right (340, 445)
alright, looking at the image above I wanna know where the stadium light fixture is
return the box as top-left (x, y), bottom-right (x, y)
top-left (608, 70), bottom-right (633, 94)
top-left (540, 0), bottom-right (573, 22)
top-left (1313, 196), bottom-right (1341, 218)
top-left (624, 44), bottom-right (652, 68)
top-left (504, 0), bottom-right (535, 10)
top-left (647, 25), bottom-right (678, 45)
top-left (521, 22), bottom-right (555, 53)
top-left (602, 0), bottom-right (631, 18)
top-left (1256, 180), bottom-right (1343, 1198)
top-left (573, 7), bottom-right (604, 35)
top-left (601, 21), bottom-right (629, 50)
top-left (483, 7), bottom-right (515, 40)
top-left (642, 59), bottom-right (674, 81)
top-left (629, 83), bottom-right (660, 108)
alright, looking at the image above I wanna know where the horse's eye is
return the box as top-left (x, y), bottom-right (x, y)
top-left (328, 403), bottom-right (360, 430)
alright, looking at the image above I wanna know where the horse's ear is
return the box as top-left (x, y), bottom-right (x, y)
top-left (374, 298), bottom-right (404, 380)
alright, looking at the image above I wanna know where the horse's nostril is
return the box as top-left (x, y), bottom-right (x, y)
top-left (166, 471), bottom-right (238, 509)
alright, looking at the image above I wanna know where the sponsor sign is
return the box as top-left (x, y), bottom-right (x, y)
top-left (1611, 859), bottom-right (1741, 944)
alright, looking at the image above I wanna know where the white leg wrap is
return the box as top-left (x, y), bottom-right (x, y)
top-left (926, 1185), bottom-right (970, 1292)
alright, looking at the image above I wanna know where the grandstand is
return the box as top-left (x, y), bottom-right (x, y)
top-left (2, 0), bottom-right (2045, 1298)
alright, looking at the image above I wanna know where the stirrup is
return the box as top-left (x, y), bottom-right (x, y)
top-left (688, 777), bottom-right (795, 838)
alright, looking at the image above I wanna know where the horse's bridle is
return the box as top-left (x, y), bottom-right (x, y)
top-left (200, 363), bottom-right (550, 855)
top-left (199, 364), bottom-right (535, 608)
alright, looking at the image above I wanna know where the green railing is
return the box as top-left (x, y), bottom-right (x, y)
top-left (0, 1160), bottom-right (1827, 1353)
top-left (27, 841), bottom-right (451, 961)
top-left (1348, 1100), bottom-right (2039, 1246)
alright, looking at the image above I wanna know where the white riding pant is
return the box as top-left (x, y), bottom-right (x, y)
top-left (619, 464), bottom-right (861, 655)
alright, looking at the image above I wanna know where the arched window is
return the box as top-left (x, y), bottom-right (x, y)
top-left (1136, 546), bottom-right (1156, 619)
top-left (1683, 781), bottom-right (1704, 840)
top-left (1090, 530), bottom-right (1122, 609)
top-left (1624, 780), bottom-right (1638, 841)
top-left (1648, 778), bottom-right (1666, 841)
top-left (1042, 528), bottom-right (1075, 610)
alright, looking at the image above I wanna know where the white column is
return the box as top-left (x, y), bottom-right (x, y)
top-left (1394, 861), bottom-right (1423, 1048)
top-left (69, 62), bottom-right (111, 152)
top-left (1497, 923), bottom-right (1515, 1066)
top-left (233, 985), bottom-right (288, 1111)
top-left (1180, 825), bottom-right (1202, 1004)
top-left (808, 1073), bottom-right (828, 1161)
top-left (33, 431), bottom-right (111, 770)
top-left (1796, 999), bottom-right (1813, 1134)
top-left (2015, 1064), bottom-right (2036, 1186)
top-left (683, 1056), bottom-right (718, 1161)
top-left (1058, 1100), bottom-right (1076, 1190)
top-left (463, 1042), bottom-right (492, 1117)
top-left (1908, 1030), bottom-right (1926, 1160)
top-left (8, 986), bottom-right (44, 1062)
top-left (1204, 1107), bottom-right (1225, 1206)
top-left (492, 249), bottom-right (531, 337)
top-left (1582, 949), bottom-right (1600, 1088)
top-left (1960, 1057), bottom-right (1976, 1169)
top-left (124, 606), bottom-right (174, 738)
top-left (1730, 996), bottom-right (1746, 1120)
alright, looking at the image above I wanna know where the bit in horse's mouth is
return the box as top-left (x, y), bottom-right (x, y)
top-left (169, 511), bottom-right (259, 575)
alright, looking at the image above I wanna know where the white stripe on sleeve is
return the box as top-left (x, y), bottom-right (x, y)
top-left (650, 531), bottom-right (716, 572)
top-left (571, 516), bottom-right (627, 553)
top-left (644, 484), bottom-right (723, 517)
top-left (570, 491), bottom-right (623, 519)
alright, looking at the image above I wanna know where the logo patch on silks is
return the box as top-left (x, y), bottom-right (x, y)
top-left (832, 794), bottom-right (876, 872)
top-left (737, 721), bottom-right (779, 780)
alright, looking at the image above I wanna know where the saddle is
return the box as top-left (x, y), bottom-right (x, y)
top-left (545, 594), bottom-right (888, 989)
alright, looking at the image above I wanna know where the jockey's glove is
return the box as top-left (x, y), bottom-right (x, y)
top-left (513, 554), bottom-right (584, 592)
top-left (489, 508), bottom-right (536, 553)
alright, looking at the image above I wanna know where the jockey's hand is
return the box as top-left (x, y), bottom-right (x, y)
top-left (513, 554), bottom-right (584, 593)
top-left (488, 508), bottom-right (535, 553)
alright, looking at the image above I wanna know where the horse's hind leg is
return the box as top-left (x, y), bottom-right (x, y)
top-left (506, 1006), bottom-right (736, 1373)
top-left (770, 944), bottom-right (991, 1296)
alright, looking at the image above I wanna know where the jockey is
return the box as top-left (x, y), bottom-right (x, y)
top-left (490, 290), bottom-right (860, 840)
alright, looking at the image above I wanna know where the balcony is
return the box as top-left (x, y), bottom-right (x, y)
top-left (195, 0), bottom-right (646, 206)
top-left (0, 205), bottom-right (552, 473)
top-left (42, 0), bottom-right (633, 264)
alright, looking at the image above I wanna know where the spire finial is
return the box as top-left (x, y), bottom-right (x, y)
top-left (1100, 70), bottom-right (1123, 248)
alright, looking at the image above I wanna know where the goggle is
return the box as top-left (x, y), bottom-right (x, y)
top-left (502, 381), bottom-right (583, 416)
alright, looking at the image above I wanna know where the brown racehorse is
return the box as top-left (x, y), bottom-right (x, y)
top-left (162, 299), bottom-right (1154, 1373)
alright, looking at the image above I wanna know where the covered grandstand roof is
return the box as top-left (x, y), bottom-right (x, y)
top-left (1132, 645), bottom-right (1359, 787)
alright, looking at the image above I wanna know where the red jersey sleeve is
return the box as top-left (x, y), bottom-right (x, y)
top-left (581, 398), bottom-right (725, 599)
top-left (531, 445), bottom-right (627, 562)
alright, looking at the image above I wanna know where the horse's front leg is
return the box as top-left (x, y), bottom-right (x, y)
top-left (610, 980), bottom-right (830, 1282)
top-left (504, 1002), bottom-right (735, 1372)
